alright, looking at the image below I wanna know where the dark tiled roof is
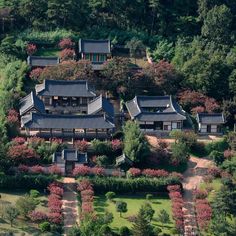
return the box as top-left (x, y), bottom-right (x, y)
top-left (21, 113), bottom-right (115, 129)
top-left (197, 113), bottom-right (225, 124)
top-left (27, 56), bottom-right (59, 67)
top-left (126, 95), bottom-right (186, 121)
top-left (79, 39), bottom-right (111, 54)
top-left (19, 92), bottom-right (45, 116)
top-left (52, 149), bottom-right (88, 164)
top-left (88, 95), bottom-right (114, 118)
top-left (137, 112), bottom-right (186, 122)
top-left (36, 80), bottom-right (96, 97)
top-left (137, 96), bottom-right (171, 108)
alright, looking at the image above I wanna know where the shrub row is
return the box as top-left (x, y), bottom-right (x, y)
top-left (167, 185), bottom-right (184, 232)
top-left (18, 164), bottom-right (62, 175)
top-left (0, 173), bottom-right (57, 190)
top-left (82, 176), bottom-right (181, 194)
top-left (77, 179), bottom-right (94, 214)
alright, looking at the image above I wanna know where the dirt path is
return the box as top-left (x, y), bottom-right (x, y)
top-left (182, 157), bottom-right (214, 236)
top-left (62, 177), bottom-right (79, 235)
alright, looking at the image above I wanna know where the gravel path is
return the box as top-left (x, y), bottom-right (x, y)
top-left (182, 157), bottom-right (214, 236)
top-left (62, 177), bottom-right (79, 235)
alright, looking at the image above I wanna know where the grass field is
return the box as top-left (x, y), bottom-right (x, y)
top-left (35, 48), bottom-right (60, 57)
top-left (200, 178), bottom-right (222, 202)
top-left (0, 190), bottom-right (48, 235)
top-left (94, 194), bottom-right (175, 234)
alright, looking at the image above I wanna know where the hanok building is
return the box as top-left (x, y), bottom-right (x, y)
top-left (196, 113), bottom-right (225, 134)
top-left (21, 113), bottom-right (115, 140)
top-left (125, 96), bottom-right (186, 131)
top-left (35, 80), bottom-right (96, 114)
top-left (52, 149), bottom-right (88, 175)
top-left (78, 39), bottom-right (111, 70)
top-left (19, 91), bottom-right (45, 116)
top-left (27, 56), bottom-right (60, 68)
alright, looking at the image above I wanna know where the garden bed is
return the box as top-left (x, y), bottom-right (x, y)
top-left (94, 194), bottom-right (175, 234)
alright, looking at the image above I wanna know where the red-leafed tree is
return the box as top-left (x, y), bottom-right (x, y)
top-left (74, 140), bottom-right (89, 152)
top-left (29, 211), bottom-right (47, 224)
top-left (7, 109), bottom-right (19, 125)
top-left (111, 139), bottom-right (123, 151)
top-left (48, 165), bottom-right (62, 175)
top-left (90, 167), bottom-right (105, 176)
top-left (8, 144), bottom-right (38, 164)
top-left (26, 44), bottom-right (37, 55)
top-left (30, 68), bottom-right (43, 81)
top-left (30, 165), bottom-right (45, 174)
top-left (144, 60), bottom-right (182, 95)
top-left (11, 137), bottom-right (26, 145)
top-left (60, 48), bottom-right (75, 61)
top-left (58, 38), bottom-right (74, 49)
top-left (47, 212), bottom-right (63, 224)
top-left (128, 168), bottom-right (142, 177)
top-left (73, 165), bottom-right (91, 176)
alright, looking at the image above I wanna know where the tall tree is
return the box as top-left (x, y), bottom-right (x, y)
top-left (132, 207), bottom-right (153, 236)
top-left (123, 121), bottom-right (150, 164)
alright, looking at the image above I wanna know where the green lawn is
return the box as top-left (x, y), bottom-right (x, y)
top-left (200, 178), bottom-right (222, 202)
top-left (35, 48), bottom-right (60, 57)
top-left (0, 190), bottom-right (48, 235)
top-left (94, 194), bottom-right (175, 234)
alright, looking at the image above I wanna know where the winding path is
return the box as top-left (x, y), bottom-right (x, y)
top-left (62, 177), bottom-right (80, 235)
top-left (182, 157), bottom-right (214, 236)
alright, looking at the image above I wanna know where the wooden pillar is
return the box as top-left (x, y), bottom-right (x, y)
top-left (50, 128), bottom-right (52, 138)
top-left (72, 129), bottom-right (75, 144)
top-left (95, 129), bottom-right (98, 139)
top-left (84, 129), bottom-right (87, 139)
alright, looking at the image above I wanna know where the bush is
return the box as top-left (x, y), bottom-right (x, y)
top-left (205, 139), bottom-right (229, 154)
top-left (119, 226), bottom-right (130, 236)
top-left (91, 139), bottom-right (112, 156)
top-left (39, 221), bottom-right (51, 232)
top-left (89, 176), bottom-right (181, 194)
top-left (30, 189), bottom-right (40, 198)
top-left (105, 191), bottom-right (116, 201)
top-left (209, 151), bottom-right (224, 165)
top-left (58, 38), bottom-right (74, 49)
top-left (0, 174), bottom-right (56, 190)
top-left (96, 155), bottom-right (109, 167)
top-left (146, 194), bottom-right (153, 201)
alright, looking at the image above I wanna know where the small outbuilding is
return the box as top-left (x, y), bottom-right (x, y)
top-left (196, 113), bottom-right (225, 134)
top-left (27, 56), bottom-right (60, 67)
top-left (52, 149), bottom-right (88, 175)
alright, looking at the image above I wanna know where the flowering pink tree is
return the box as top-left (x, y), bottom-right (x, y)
top-left (11, 137), bottom-right (26, 145)
top-left (60, 49), bottom-right (75, 61)
top-left (74, 140), bottom-right (89, 152)
top-left (26, 44), bottom-right (37, 55)
top-left (128, 168), bottom-right (142, 177)
top-left (58, 38), bottom-right (74, 49)
top-left (30, 68), bottom-right (43, 81)
top-left (7, 109), bottom-right (19, 125)
top-left (48, 165), bottom-right (62, 175)
top-left (168, 184), bottom-right (184, 232)
top-left (111, 139), bottom-right (123, 151)
top-left (73, 165), bottom-right (91, 176)
top-left (29, 211), bottom-right (47, 224)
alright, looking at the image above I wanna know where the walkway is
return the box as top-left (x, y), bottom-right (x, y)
top-left (182, 157), bottom-right (214, 236)
top-left (62, 177), bottom-right (80, 235)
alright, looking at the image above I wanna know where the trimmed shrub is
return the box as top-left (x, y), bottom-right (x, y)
top-left (119, 226), bottom-right (131, 236)
top-left (205, 139), bottom-right (229, 154)
top-left (39, 221), bottom-right (51, 232)
top-left (30, 189), bottom-right (40, 198)
top-left (89, 176), bottom-right (181, 194)
top-left (127, 168), bottom-right (141, 177)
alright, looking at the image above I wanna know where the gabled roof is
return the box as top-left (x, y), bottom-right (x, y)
top-left (27, 56), bottom-right (60, 67)
top-left (21, 113), bottom-right (115, 129)
top-left (79, 39), bottom-right (111, 54)
top-left (88, 95), bottom-right (114, 118)
top-left (197, 113), bottom-right (225, 124)
top-left (52, 149), bottom-right (88, 164)
top-left (35, 80), bottom-right (96, 97)
top-left (19, 92), bottom-right (45, 116)
top-left (126, 95), bottom-right (186, 121)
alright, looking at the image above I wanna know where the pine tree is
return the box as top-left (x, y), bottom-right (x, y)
top-left (132, 208), bottom-right (153, 236)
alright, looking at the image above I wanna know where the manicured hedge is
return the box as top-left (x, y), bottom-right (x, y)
top-left (0, 174), bottom-right (57, 190)
top-left (81, 176), bottom-right (181, 194)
